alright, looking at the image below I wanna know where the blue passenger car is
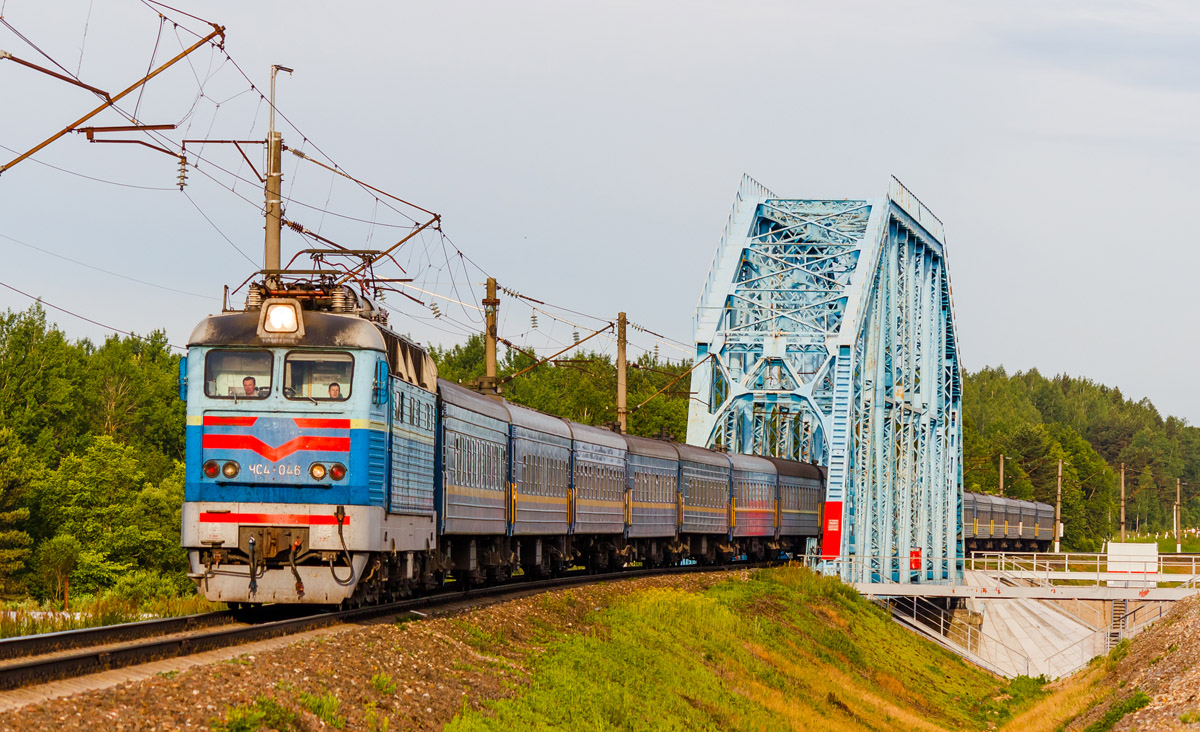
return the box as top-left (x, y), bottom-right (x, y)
top-left (624, 435), bottom-right (679, 540)
top-left (565, 420), bottom-right (627, 537)
top-left (508, 403), bottom-right (570, 537)
top-left (436, 380), bottom-right (510, 537)
top-left (730, 453), bottom-right (777, 540)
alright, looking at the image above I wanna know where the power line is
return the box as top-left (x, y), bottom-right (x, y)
top-left (0, 278), bottom-right (183, 350)
top-left (0, 143), bottom-right (176, 191)
top-left (181, 189), bottom-right (257, 266)
top-left (0, 231), bottom-right (215, 300)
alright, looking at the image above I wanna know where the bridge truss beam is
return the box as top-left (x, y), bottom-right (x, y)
top-left (688, 175), bottom-right (962, 583)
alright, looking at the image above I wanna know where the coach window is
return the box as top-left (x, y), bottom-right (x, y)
top-left (206, 350), bottom-right (272, 399)
top-left (284, 351), bottom-right (353, 401)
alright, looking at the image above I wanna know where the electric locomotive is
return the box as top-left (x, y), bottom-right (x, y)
top-left (180, 282), bottom-right (826, 606)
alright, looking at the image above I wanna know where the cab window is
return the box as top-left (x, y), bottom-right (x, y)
top-left (205, 350), bottom-right (272, 399)
top-left (284, 351), bottom-right (353, 401)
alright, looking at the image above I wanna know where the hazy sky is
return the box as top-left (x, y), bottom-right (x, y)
top-left (2, 1), bottom-right (1199, 421)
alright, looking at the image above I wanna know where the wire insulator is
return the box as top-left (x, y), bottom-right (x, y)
top-left (531, 313), bottom-right (538, 329)
top-left (177, 155), bottom-right (188, 190)
top-left (572, 330), bottom-right (580, 345)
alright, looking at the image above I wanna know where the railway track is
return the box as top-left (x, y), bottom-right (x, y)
top-left (0, 562), bottom-right (759, 692)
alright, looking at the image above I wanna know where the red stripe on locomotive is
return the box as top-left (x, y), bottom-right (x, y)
top-left (199, 512), bottom-right (350, 525)
top-left (201, 434), bottom-right (350, 462)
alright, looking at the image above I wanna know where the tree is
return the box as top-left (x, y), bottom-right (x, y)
top-left (429, 334), bottom-right (694, 439)
top-left (30, 437), bottom-right (187, 592)
top-left (0, 305), bottom-right (89, 465)
top-left (0, 429), bottom-right (35, 596)
top-left (36, 534), bottom-right (80, 607)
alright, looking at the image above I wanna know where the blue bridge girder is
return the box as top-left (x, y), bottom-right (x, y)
top-left (687, 175), bottom-right (963, 584)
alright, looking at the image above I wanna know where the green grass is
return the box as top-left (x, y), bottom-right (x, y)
top-left (210, 696), bottom-right (297, 732)
top-left (0, 593), bottom-right (220, 639)
top-left (297, 690), bottom-right (345, 729)
top-left (1081, 690), bottom-right (1151, 732)
top-left (369, 670), bottom-right (396, 695)
top-left (1125, 535), bottom-right (1200, 553)
top-left (446, 566), bottom-right (1041, 732)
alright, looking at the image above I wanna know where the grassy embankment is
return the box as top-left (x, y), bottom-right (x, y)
top-left (1001, 640), bottom-right (1152, 732)
top-left (447, 566), bottom-right (1045, 731)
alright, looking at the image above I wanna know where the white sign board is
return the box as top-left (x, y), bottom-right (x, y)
top-left (1107, 542), bottom-right (1158, 588)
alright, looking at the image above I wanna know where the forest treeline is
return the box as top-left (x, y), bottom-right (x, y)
top-left (962, 366), bottom-right (1200, 550)
top-left (0, 305), bottom-right (185, 603)
top-left (0, 302), bottom-right (1194, 601)
top-left (428, 334), bottom-right (692, 441)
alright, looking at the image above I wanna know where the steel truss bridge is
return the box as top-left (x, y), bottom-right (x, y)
top-left (687, 175), bottom-right (962, 583)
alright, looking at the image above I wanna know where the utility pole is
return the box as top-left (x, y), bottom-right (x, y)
top-left (472, 277), bottom-right (500, 396)
top-left (1055, 458), bottom-right (1063, 553)
top-left (1120, 462), bottom-right (1126, 542)
top-left (999, 454), bottom-right (1005, 497)
top-left (616, 312), bottom-right (627, 433)
top-left (1177, 477), bottom-right (1183, 554)
top-left (264, 64), bottom-right (292, 289)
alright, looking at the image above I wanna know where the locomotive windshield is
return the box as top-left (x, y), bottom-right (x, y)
top-left (284, 351), bottom-right (353, 401)
top-left (205, 350), bottom-right (272, 399)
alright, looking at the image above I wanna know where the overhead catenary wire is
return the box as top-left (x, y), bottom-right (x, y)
top-left (0, 231), bottom-right (215, 300)
top-left (0, 143), bottom-right (176, 190)
top-left (182, 189), bottom-right (257, 265)
top-left (0, 278), bottom-right (183, 350)
top-left (4, 10), bottom-right (692, 373)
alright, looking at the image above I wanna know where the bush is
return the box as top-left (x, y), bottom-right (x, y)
top-left (110, 569), bottom-right (193, 606)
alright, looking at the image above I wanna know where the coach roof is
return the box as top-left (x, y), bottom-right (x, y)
top-left (761, 456), bottom-right (823, 481)
top-left (564, 420), bottom-right (628, 451)
top-left (437, 379), bottom-right (512, 423)
top-left (507, 401), bottom-right (571, 438)
top-left (622, 434), bottom-right (679, 461)
top-left (675, 443), bottom-right (730, 468)
top-left (728, 452), bottom-right (777, 475)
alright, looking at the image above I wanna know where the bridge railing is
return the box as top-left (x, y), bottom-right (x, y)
top-left (967, 551), bottom-right (1200, 587)
top-left (823, 555), bottom-right (960, 585)
top-left (882, 594), bottom-right (1031, 677)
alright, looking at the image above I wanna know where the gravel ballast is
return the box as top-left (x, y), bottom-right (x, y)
top-left (0, 572), bottom-right (733, 731)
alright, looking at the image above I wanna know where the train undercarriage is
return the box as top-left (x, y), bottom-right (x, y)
top-left (191, 532), bottom-right (813, 608)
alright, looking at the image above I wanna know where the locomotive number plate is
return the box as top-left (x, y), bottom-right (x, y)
top-left (247, 463), bottom-right (304, 477)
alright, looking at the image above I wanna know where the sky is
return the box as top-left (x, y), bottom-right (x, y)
top-left (1, 1), bottom-right (1199, 421)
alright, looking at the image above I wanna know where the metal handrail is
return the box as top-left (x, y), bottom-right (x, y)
top-left (888, 594), bottom-right (1034, 677)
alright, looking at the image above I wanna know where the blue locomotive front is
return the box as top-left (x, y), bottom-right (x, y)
top-left (181, 294), bottom-right (440, 604)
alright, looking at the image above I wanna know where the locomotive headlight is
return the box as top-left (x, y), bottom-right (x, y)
top-left (203, 460), bottom-right (220, 478)
top-left (309, 463), bottom-right (327, 480)
top-left (221, 461), bottom-right (240, 479)
top-left (329, 463), bottom-right (347, 481)
top-left (263, 302), bottom-right (299, 333)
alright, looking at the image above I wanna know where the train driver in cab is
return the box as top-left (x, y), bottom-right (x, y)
top-left (328, 382), bottom-right (341, 399)
top-left (242, 376), bottom-right (257, 396)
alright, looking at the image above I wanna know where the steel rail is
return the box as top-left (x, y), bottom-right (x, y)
top-left (0, 610), bottom-right (240, 662)
top-left (0, 562), bottom-right (765, 691)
